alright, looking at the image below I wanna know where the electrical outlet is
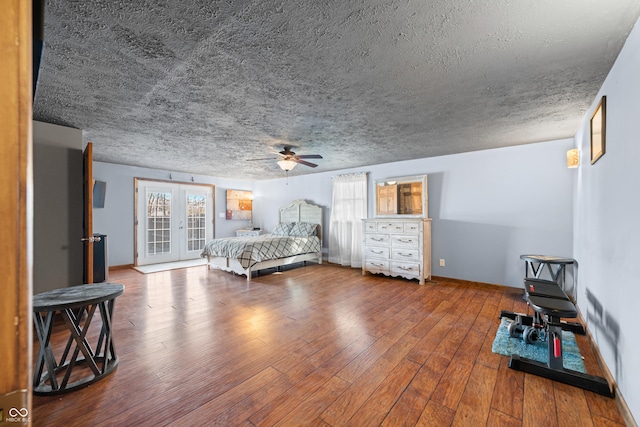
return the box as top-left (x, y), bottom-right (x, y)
top-left (439, 259), bottom-right (445, 267)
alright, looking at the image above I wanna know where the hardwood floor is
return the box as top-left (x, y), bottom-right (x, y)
top-left (31, 263), bottom-right (625, 426)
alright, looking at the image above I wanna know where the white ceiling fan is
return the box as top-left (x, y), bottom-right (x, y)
top-left (248, 146), bottom-right (323, 171)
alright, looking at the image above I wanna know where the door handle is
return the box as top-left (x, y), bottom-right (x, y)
top-left (81, 236), bottom-right (101, 243)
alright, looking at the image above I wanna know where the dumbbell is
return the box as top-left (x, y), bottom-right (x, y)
top-left (508, 318), bottom-right (540, 344)
top-left (522, 325), bottom-right (540, 344)
top-left (508, 319), bottom-right (525, 338)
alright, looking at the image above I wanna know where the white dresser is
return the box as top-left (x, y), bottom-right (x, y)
top-left (362, 218), bottom-right (432, 285)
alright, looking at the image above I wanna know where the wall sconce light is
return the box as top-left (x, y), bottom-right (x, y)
top-left (567, 149), bottom-right (579, 168)
top-left (277, 159), bottom-right (297, 171)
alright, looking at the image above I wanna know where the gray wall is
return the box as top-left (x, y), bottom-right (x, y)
top-left (573, 19), bottom-right (640, 421)
top-left (33, 122), bottom-right (84, 293)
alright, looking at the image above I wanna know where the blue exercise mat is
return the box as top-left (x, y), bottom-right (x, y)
top-left (492, 317), bottom-right (586, 373)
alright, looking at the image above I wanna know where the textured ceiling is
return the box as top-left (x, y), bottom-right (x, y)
top-left (33, 0), bottom-right (640, 180)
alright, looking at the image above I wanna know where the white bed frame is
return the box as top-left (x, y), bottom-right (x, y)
top-left (206, 200), bottom-right (323, 281)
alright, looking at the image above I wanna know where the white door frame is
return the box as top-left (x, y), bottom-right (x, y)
top-left (135, 179), bottom-right (214, 266)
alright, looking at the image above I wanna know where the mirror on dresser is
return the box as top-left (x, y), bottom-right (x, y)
top-left (374, 174), bottom-right (428, 217)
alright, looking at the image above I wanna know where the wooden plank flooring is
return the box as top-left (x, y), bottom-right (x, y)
top-left (31, 263), bottom-right (626, 426)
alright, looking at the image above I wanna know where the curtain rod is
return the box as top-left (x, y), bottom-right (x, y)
top-left (331, 172), bottom-right (368, 179)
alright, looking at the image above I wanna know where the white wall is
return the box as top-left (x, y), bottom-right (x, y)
top-left (95, 138), bottom-right (574, 288)
top-left (255, 139), bottom-right (575, 288)
top-left (573, 19), bottom-right (640, 421)
top-left (92, 162), bottom-right (256, 266)
top-left (33, 122), bottom-right (84, 293)
top-left (33, 121), bottom-right (83, 148)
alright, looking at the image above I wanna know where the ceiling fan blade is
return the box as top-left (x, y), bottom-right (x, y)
top-left (295, 154), bottom-right (323, 159)
top-left (293, 158), bottom-right (318, 168)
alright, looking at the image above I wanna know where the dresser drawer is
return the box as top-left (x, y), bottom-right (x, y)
top-left (364, 222), bottom-right (377, 232)
top-left (364, 246), bottom-right (390, 259)
top-left (377, 222), bottom-right (404, 233)
top-left (391, 247), bottom-right (420, 262)
top-left (236, 229), bottom-right (262, 237)
top-left (403, 222), bottom-right (421, 233)
top-left (365, 234), bottom-right (390, 245)
top-left (391, 234), bottom-right (419, 247)
top-left (391, 261), bottom-right (421, 277)
top-left (365, 259), bottom-right (389, 273)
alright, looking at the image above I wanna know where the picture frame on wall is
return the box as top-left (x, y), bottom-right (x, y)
top-left (590, 96), bottom-right (606, 165)
top-left (226, 189), bottom-right (253, 220)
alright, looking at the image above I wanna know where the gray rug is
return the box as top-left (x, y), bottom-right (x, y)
top-left (492, 317), bottom-right (586, 373)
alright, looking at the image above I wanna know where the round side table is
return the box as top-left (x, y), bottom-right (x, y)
top-left (32, 283), bottom-right (125, 395)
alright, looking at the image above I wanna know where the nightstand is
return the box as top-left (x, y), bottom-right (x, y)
top-left (236, 229), bottom-right (262, 237)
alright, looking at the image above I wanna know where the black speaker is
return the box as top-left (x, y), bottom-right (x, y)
top-left (93, 234), bottom-right (108, 282)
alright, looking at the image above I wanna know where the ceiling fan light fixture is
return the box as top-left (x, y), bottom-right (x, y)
top-left (277, 159), bottom-right (297, 171)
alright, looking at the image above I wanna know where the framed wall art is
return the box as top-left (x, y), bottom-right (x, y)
top-left (590, 96), bottom-right (606, 165)
top-left (226, 189), bottom-right (252, 220)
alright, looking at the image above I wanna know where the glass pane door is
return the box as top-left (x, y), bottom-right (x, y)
top-left (147, 191), bottom-right (172, 256)
top-left (181, 189), bottom-right (213, 259)
top-left (136, 181), bottom-right (214, 266)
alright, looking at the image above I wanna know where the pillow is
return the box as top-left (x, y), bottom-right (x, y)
top-left (272, 222), bottom-right (293, 236)
top-left (289, 222), bottom-right (318, 237)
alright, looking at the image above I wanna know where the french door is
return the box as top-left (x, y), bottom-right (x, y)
top-left (136, 180), bottom-right (214, 266)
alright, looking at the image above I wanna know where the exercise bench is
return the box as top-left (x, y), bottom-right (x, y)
top-left (508, 293), bottom-right (614, 397)
top-left (500, 278), bottom-right (585, 335)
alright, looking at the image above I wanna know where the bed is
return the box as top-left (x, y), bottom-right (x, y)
top-left (201, 200), bottom-right (323, 281)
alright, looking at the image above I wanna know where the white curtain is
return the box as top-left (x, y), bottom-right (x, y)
top-left (328, 172), bottom-right (367, 267)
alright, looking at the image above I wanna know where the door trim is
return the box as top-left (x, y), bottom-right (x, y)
top-left (83, 142), bottom-right (94, 283)
top-left (0, 0), bottom-right (33, 411)
top-left (134, 178), bottom-right (215, 266)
